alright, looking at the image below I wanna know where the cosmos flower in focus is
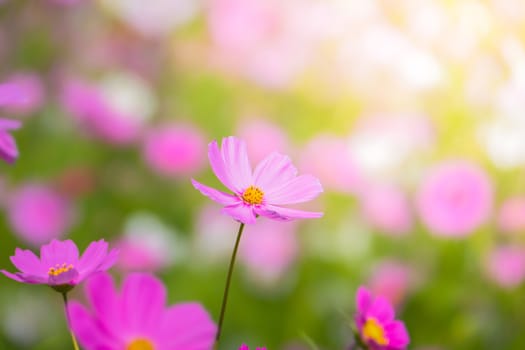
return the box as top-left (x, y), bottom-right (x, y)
top-left (192, 136), bottom-right (323, 224)
top-left (1, 239), bottom-right (118, 291)
top-left (355, 286), bottom-right (409, 350)
top-left (0, 118), bottom-right (22, 164)
top-left (68, 272), bottom-right (216, 350)
top-left (7, 184), bottom-right (73, 246)
top-left (417, 161), bottom-right (492, 237)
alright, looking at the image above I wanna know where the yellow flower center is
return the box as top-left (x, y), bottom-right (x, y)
top-left (127, 338), bottom-right (155, 350)
top-left (48, 263), bottom-right (74, 276)
top-left (363, 317), bottom-right (388, 346)
top-left (242, 185), bottom-right (264, 205)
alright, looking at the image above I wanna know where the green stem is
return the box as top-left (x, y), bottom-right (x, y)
top-left (215, 222), bottom-right (246, 347)
top-left (61, 292), bottom-right (80, 350)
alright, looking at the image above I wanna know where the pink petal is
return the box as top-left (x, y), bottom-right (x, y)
top-left (10, 248), bottom-right (47, 276)
top-left (256, 205), bottom-right (323, 221)
top-left (191, 179), bottom-right (240, 206)
top-left (222, 204), bottom-right (257, 224)
top-left (77, 240), bottom-right (108, 274)
top-left (368, 296), bottom-right (395, 323)
top-left (0, 118), bottom-right (22, 130)
top-left (253, 152), bottom-right (297, 191)
top-left (385, 320), bottom-right (410, 347)
top-left (96, 248), bottom-right (119, 272)
top-left (48, 268), bottom-right (79, 285)
top-left (68, 301), bottom-right (121, 349)
top-left (1, 270), bottom-right (46, 283)
top-left (220, 136), bottom-right (253, 190)
top-left (121, 273), bottom-right (166, 335)
top-left (85, 272), bottom-right (121, 336)
top-left (0, 132), bottom-right (19, 164)
top-left (264, 174), bottom-right (323, 205)
top-left (208, 140), bottom-right (238, 192)
top-left (356, 286), bottom-right (372, 314)
top-left (40, 239), bottom-right (79, 267)
top-left (158, 302), bottom-right (217, 350)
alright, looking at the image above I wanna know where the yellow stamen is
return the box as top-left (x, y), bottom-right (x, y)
top-left (363, 317), bottom-right (388, 345)
top-left (48, 263), bottom-right (74, 276)
top-left (241, 185), bottom-right (264, 205)
top-left (127, 339), bottom-right (155, 350)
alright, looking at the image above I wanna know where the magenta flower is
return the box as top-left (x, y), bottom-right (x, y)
top-left (417, 161), bottom-right (492, 237)
top-left (7, 183), bottom-right (74, 246)
top-left (0, 118), bottom-right (22, 164)
top-left (239, 344), bottom-right (267, 350)
top-left (68, 272), bottom-right (216, 350)
top-left (143, 123), bottom-right (206, 177)
top-left (1, 239), bottom-right (118, 290)
top-left (192, 136), bottom-right (323, 224)
top-left (484, 245), bottom-right (525, 289)
top-left (355, 286), bottom-right (409, 350)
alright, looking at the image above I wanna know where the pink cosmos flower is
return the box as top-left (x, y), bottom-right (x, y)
top-left (360, 185), bottom-right (413, 236)
top-left (68, 272), bottom-right (216, 350)
top-left (485, 245), bottom-right (525, 289)
top-left (143, 123), bottom-right (206, 177)
top-left (239, 344), bottom-right (267, 350)
top-left (355, 286), bottom-right (409, 350)
top-left (1, 239), bottom-right (118, 289)
top-left (299, 134), bottom-right (364, 194)
top-left (0, 73), bottom-right (44, 116)
top-left (61, 79), bottom-right (142, 145)
top-left (368, 261), bottom-right (415, 307)
top-left (192, 136), bottom-right (323, 224)
top-left (237, 118), bottom-right (289, 165)
top-left (497, 197), bottom-right (525, 235)
top-left (416, 161), bottom-right (493, 237)
top-left (7, 184), bottom-right (73, 246)
top-left (0, 118), bottom-right (22, 164)
top-left (239, 220), bottom-right (298, 285)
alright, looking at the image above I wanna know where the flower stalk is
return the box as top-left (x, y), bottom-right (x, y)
top-left (215, 222), bottom-right (246, 347)
top-left (61, 292), bottom-right (80, 350)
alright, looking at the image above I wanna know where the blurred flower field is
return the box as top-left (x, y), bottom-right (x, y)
top-left (2, 0), bottom-right (525, 349)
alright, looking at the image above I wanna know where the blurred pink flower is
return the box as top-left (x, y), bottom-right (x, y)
top-left (417, 161), bottom-right (493, 238)
top-left (69, 272), bottom-right (216, 349)
top-left (143, 123), bottom-right (206, 177)
top-left (192, 136), bottom-right (323, 224)
top-left (194, 203), bottom-right (239, 262)
top-left (355, 286), bottom-right (410, 350)
top-left (485, 245), bottom-right (525, 289)
top-left (7, 184), bottom-right (73, 246)
top-left (239, 220), bottom-right (298, 285)
top-left (360, 185), bottom-right (413, 236)
top-left (0, 118), bottom-right (22, 164)
top-left (1, 239), bottom-right (118, 290)
top-left (0, 73), bottom-right (44, 116)
top-left (237, 118), bottom-right (289, 165)
top-left (208, 0), bottom-right (278, 55)
top-left (60, 79), bottom-right (142, 145)
top-left (239, 344), bottom-right (267, 350)
top-left (300, 134), bottom-right (363, 194)
top-left (497, 197), bottom-right (525, 234)
top-left (208, 0), bottom-right (308, 89)
top-left (368, 261), bottom-right (414, 307)
top-left (47, 0), bottom-right (82, 5)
